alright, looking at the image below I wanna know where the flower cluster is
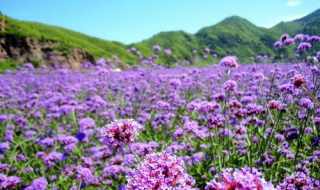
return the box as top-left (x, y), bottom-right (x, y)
top-left (126, 152), bottom-right (195, 189)
top-left (153, 45), bottom-right (161, 52)
top-left (101, 119), bottom-right (142, 149)
top-left (277, 172), bottom-right (320, 190)
top-left (219, 56), bottom-right (239, 68)
top-left (0, 174), bottom-right (22, 189)
top-left (205, 167), bottom-right (276, 190)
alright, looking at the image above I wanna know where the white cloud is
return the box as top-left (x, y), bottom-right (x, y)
top-left (264, 23), bottom-right (277, 28)
top-left (282, 13), bottom-right (307, 22)
top-left (285, 0), bottom-right (301, 7)
top-left (263, 13), bottom-right (307, 28)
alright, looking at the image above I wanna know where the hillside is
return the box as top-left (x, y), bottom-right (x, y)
top-left (195, 16), bottom-right (277, 59)
top-left (271, 8), bottom-right (320, 35)
top-left (136, 31), bottom-right (203, 66)
top-left (137, 8), bottom-right (320, 64)
top-left (0, 8), bottom-right (319, 69)
top-left (0, 14), bottom-right (139, 68)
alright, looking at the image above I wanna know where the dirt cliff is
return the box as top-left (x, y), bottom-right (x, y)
top-left (0, 34), bottom-right (95, 69)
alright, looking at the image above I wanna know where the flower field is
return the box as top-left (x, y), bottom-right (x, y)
top-left (0, 34), bottom-right (320, 189)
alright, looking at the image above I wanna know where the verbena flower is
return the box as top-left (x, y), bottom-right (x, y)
top-left (297, 42), bottom-right (312, 51)
top-left (0, 174), bottom-right (22, 189)
top-left (277, 172), bottom-right (320, 190)
top-left (125, 152), bottom-right (195, 189)
top-left (101, 119), bottom-right (142, 149)
top-left (307, 35), bottom-right (320, 42)
top-left (291, 74), bottom-right (306, 87)
top-left (164, 49), bottom-right (172, 55)
top-left (219, 56), bottom-right (238, 68)
top-left (311, 137), bottom-right (320, 147)
top-left (283, 38), bottom-right (295, 46)
top-left (223, 80), bottom-right (237, 92)
top-left (205, 167), bottom-right (276, 190)
top-left (280, 34), bottom-right (290, 42)
top-left (25, 177), bottom-right (47, 190)
top-left (299, 98), bottom-right (313, 109)
top-left (153, 45), bottom-right (161, 52)
top-left (294, 34), bottom-right (305, 42)
top-left (78, 117), bottom-right (95, 130)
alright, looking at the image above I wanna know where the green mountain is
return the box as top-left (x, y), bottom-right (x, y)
top-left (0, 8), bottom-right (319, 69)
top-left (195, 16), bottom-right (277, 60)
top-left (271, 9), bottom-right (320, 35)
top-left (136, 31), bottom-right (203, 66)
top-left (137, 8), bottom-right (320, 64)
top-left (0, 14), bottom-right (139, 68)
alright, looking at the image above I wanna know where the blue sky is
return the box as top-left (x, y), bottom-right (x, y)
top-left (0, 0), bottom-right (319, 44)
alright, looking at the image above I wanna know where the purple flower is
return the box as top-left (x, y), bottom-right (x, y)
top-left (294, 34), bottom-right (305, 42)
top-left (208, 114), bottom-right (225, 129)
top-left (286, 127), bottom-right (299, 140)
top-left (223, 80), bottom-right (237, 92)
top-left (0, 174), bottom-right (22, 189)
top-left (164, 49), bottom-right (172, 55)
top-left (300, 98), bottom-right (313, 109)
top-left (280, 33), bottom-right (290, 42)
top-left (316, 51), bottom-right (320, 59)
top-left (268, 100), bottom-right (280, 110)
top-left (58, 136), bottom-right (78, 145)
top-left (283, 38), bottom-right (295, 46)
top-left (78, 117), bottom-right (95, 130)
top-left (307, 35), bottom-right (320, 42)
top-left (24, 130), bottom-right (37, 139)
top-left (205, 167), bottom-right (276, 190)
top-left (304, 127), bottom-right (313, 134)
top-left (101, 119), bottom-right (142, 149)
top-left (75, 132), bottom-right (86, 141)
top-left (275, 134), bottom-right (285, 142)
top-left (184, 121), bottom-right (199, 133)
top-left (297, 42), bottom-right (312, 51)
top-left (204, 47), bottom-right (210, 53)
top-left (311, 137), bottom-right (320, 146)
top-left (153, 45), bottom-right (161, 52)
top-left (125, 152), bottom-right (195, 189)
top-left (192, 152), bottom-right (205, 164)
top-left (0, 142), bottom-right (10, 154)
top-left (169, 78), bottom-right (181, 89)
top-left (219, 56), bottom-right (238, 68)
top-left (24, 62), bottom-right (35, 70)
top-left (76, 167), bottom-right (93, 181)
top-left (277, 172), bottom-right (320, 190)
top-left (25, 177), bottom-right (47, 190)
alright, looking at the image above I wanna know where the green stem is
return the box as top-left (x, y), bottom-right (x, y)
top-left (78, 180), bottom-right (82, 190)
top-left (129, 145), bottom-right (141, 164)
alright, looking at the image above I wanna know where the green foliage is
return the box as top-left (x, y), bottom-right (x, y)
top-left (0, 8), bottom-right (319, 69)
top-left (0, 15), bottom-right (139, 65)
top-left (0, 60), bottom-right (23, 72)
top-left (137, 9), bottom-right (320, 64)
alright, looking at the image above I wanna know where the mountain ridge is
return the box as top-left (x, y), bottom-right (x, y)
top-left (0, 8), bottom-right (319, 69)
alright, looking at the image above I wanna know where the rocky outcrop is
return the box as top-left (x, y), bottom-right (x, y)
top-left (0, 18), bottom-right (5, 31)
top-left (0, 34), bottom-right (95, 69)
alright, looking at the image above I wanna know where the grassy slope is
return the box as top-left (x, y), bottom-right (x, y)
top-left (270, 9), bottom-right (320, 56)
top-left (271, 9), bottom-right (320, 36)
top-left (0, 15), bottom-right (139, 65)
top-left (0, 8), bottom-right (319, 68)
top-left (195, 16), bottom-right (277, 61)
top-left (137, 31), bottom-right (205, 65)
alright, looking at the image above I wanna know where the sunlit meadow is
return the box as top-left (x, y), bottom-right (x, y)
top-left (0, 33), bottom-right (320, 189)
